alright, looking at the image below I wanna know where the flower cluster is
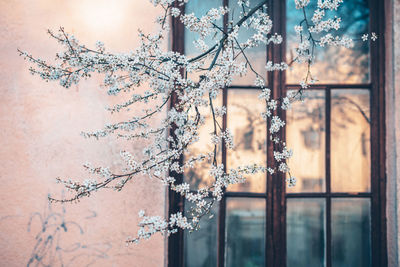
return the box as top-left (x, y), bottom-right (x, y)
top-left (19, 0), bottom-right (372, 244)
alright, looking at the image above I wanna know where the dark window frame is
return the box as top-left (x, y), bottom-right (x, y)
top-left (168, 0), bottom-right (387, 266)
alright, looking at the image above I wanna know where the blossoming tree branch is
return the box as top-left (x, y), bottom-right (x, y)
top-left (19, 0), bottom-right (376, 243)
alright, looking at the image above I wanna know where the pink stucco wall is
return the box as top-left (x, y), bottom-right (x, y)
top-left (0, 1), bottom-right (167, 266)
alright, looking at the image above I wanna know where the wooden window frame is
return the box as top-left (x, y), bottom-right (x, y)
top-left (168, 0), bottom-right (387, 266)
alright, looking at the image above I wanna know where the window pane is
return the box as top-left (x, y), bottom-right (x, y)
top-left (184, 199), bottom-right (218, 267)
top-left (184, 0), bottom-right (223, 57)
top-left (227, 89), bottom-right (267, 193)
top-left (184, 93), bottom-right (223, 190)
top-left (331, 89), bottom-right (370, 192)
top-left (332, 198), bottom-right (371, 267)
top-left (286, 90), bottom-right (325, 193)
top-left (286, 0), bottom-right (370, 84)
top-left (287, 198), bottom-right (326, 267)
top-left (225, 198), bottom-right (266, 267)
top-left (228, 0), bottom-right (267, 85)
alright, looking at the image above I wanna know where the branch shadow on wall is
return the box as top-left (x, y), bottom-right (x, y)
top-left (27, 192), bottom-right (112, 267)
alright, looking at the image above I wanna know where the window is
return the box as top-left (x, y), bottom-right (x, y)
top-left (168, 0), bottom-right (386, 266)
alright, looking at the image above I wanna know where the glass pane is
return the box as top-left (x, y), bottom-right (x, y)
top-left (331, 89), bottom-right (370, 192)
top-left (332, 198), bottom-right (371, 267)
top-left (225, 198), bottom-right (266, 267)
top-left (228, 0), bottom-right (267, 85)
top-left (286, 0), bottom-right (370, 84)
top-left (286, 90), bottom-right (325, 193)
top-left (227, 89), bottom-right (267, 193)
top-left (184, 93), bottom-right (223, 190)
top-left (184, 0), bottom-right (223, 57)
top-left (184, 199), bottom-right (218, 267)
top-left (287, 198), bottom-right (326, 267)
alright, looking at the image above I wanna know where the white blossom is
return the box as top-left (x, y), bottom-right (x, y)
top-left (362, 34), bottom-right (368, 41)
top-left (371, 32), bottom-right (378, 41)
top-left (20, 0), bottom-right (371, 244)
top-left (170, 7), bottom-right (181, 17)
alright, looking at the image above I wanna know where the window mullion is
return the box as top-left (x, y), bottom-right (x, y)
top-left (369, 0), bottom-right (387, 266)
top-left (168, 2), bottom-right (186, 267)
top-left (266, 0), bottom-right (287, 266)
top-left (217, 1), bottom-right (229, 266)
top-left (326, 87), bottom-right (332, 267)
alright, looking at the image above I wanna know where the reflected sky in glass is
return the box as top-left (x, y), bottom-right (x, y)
top-left (287, 198), bottom-right (326, 267)
top-left (184, 199), bottom-right (218, 267)
top-left (184, 0), bottom-right (223, 57)
top-left (332, 198), bottom-right (371, 267)
top-left (286, 0), bottom-right (370, 84)
top-left (225, 198), bottom-right (266, 267)
top-left (228, 0), bottom-right (267, 85)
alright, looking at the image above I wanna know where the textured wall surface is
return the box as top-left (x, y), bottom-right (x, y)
top-left (386, 0), bottom-right (400, 266)
top-left (395, 1), bottom-right (400, 264)
top-left (0, 1), bottom-right (167, 266)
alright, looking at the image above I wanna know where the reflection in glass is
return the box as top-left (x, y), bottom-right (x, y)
top-left (286, 90), bottom-right (325, 193)
top-left (229, 0), bottom-right (267, 85)
top-left (184, 199), bottom-right (218, 267)
top-left (286, 0), bottom-right (370, 83)
top-left (225, 198), bottom-right (266, 267)
top-left (184, 0), bottom-right (223, 57)
top-left (287, 198), bottom-right (326, 267)
top-left (227, 89), bottom-right (266, 192)
top-left (332, 198), bottom-right (371, 267)
top-left (184, 93), bottom-right (223, 190)
top-left (331, 89), bottom-right (370, 192)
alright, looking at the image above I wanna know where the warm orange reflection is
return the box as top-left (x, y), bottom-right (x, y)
top-left (185, 94), bottom-right (223, 189)
top-left (231, 50), bottom-right (267, 86)
top-left (227, 89), bottom-right (267, 193)
top-left (331, 89), bottom-right (371, 192)
top-left (287, 46), bottom-right (370, 84)
top-left (286, 90), bottom-right (326, 193)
